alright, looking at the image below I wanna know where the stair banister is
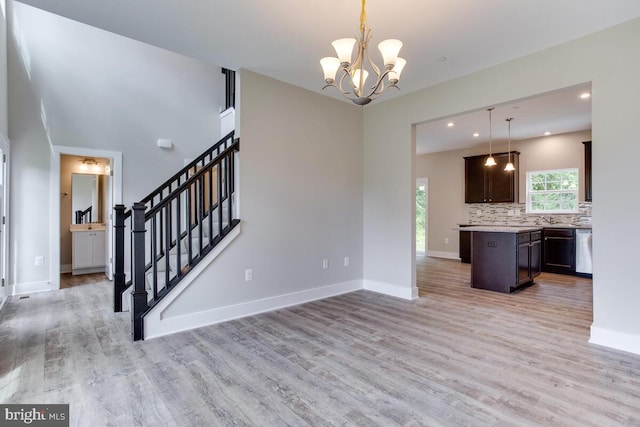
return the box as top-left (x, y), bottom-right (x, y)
top-left (113, 204), bottom-right (127, 312)
top-left (131, 202), bottom-right (148, 341)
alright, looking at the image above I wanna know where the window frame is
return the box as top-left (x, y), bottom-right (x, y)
top-left (526, 167), bottom-right (579, 214)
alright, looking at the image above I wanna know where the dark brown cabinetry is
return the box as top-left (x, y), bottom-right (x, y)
top-left (518, 231), bottom-right (542, 286)
top-left (459, 226), bottom-right (471, 263)
top-left (583, 141), bottom-right (592, 202)
top-left (471, 229), bottom-right (541, 293)
top-left (464, 152), bottom-right (520, 203)
top-left (542, 228), bottom-right (576, 274)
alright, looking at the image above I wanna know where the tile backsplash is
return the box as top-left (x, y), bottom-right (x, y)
top-left (466, 202), bottom-right (592, 226)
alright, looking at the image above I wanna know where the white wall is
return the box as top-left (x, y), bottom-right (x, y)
top-left (162, 70), bottom-right (364, 321)
top-left (416, 129), bottom-right (592, 255)
top-left (7, 2), bottom-right (225, 287)
top-left (364, 18), bottom-right (640, 354)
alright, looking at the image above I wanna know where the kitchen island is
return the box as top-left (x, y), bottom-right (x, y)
top-left (461, 226), bottom-right (543, 293)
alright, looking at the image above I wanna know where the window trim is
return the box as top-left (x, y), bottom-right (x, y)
top-left (526, 168), bottom-right (579, 214)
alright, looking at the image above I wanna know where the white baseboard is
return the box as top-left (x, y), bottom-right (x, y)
top-left (60, 264), bottom-right (72, 274)
top-left (363, 280), bottom-right (419, 300)
top-left (10, 281), bottom-right (55, 296)
top-left (144, 279), bottom-right (363, 340)
top-left (427, 250), bottom-right (460, 260)
top-left (589, 325), bottom-right (640, 356)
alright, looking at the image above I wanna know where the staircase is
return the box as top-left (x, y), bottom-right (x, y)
top-left (113, 130), bottom-right (240, 340)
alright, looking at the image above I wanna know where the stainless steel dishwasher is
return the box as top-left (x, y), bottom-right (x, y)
top-left (575, 229), bottom-right (593, 274)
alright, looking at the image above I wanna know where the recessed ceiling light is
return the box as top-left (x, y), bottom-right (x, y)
top-left (473, 132), bottom-right (480, 137)
top-left (544, 131), bottom-right (551, 136)
top-left (580, 93), bottom-right (591, 99)
top-left (447, 122), bottom-right (454, 127)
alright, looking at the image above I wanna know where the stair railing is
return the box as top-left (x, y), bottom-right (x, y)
top-left (113, 132), bottom-right (239, 340)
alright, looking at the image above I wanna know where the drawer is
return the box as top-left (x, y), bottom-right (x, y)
top-left (518, 233), bottom-right (531, 244)
top-left (531, 231), bottom-right (542, 241)
top-left (543, 228), bottom-right (575, 238)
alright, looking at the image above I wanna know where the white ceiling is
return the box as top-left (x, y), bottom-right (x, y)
top-left (14, 0), bottom-right (640, 153)
top-left (415, 83), bottom-right (593, 154)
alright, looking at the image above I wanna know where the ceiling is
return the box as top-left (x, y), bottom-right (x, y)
top-left (14, 1), bottom-right (640, 153)
top-left (415, 83), bottom-right (593, 155)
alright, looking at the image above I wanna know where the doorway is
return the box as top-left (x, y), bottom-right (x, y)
top-left (50, 146), bottom-right (122, 289)
top-left (60, 154), bottom-right (112, 288)
top-left (416, 178), bottom-right (428, 255)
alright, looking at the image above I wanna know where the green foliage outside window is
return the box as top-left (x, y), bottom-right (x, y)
top-left (416, 185), bottom-right (426, 251)
top-left (527, 169), bottom-right (579, 213)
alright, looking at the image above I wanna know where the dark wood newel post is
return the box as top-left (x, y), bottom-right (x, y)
top-left (131, 202), bottom-right (148, 341)
top-left (113, 204), bottom-right (126, 312)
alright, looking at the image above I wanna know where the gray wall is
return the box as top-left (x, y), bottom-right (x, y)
top-left (416, 129), bottom-right (592, 255)
top-left (363, 18), bottom-right (640, 354)
top-left (7, 2), bottom-right (225, 286)
top-left (0, 0), bottom-right (7, 134)
top-left (164, 70), bottom-right (364, 317)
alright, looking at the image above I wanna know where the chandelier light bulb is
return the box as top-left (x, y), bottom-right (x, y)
top-left (320, 57), bottom-right (340, 83)
top-left (378, 39), bottom-right (403, 69)
top-left (332, 38), bottom-right (357, 66)
top-left (351, 68), bottom-right (369, 90)
top-left (388, 57), bottom-right (406, 84)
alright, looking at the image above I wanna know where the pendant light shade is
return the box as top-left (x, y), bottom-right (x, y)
top-left (485, 108), bottom-right (496, 166)
top-left (505, 117), bottom-right (516, 171)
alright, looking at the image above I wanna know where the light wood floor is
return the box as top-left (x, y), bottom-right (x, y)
top-left (2, 256), bottom-right (640, 426)
top-left (60, 272), bottom-right (108, 289)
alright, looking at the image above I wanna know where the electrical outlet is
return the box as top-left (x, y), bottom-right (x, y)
top-left (244, 269), bottom-right (253, 281)
top-left (344, 257), bottom-right (350, 267)
top-left (508, 210), bottom-right (514, 216)
top-left (35, 256), bottom-right (44, 266)
top-left (476, 209), bottom-right (482, 217)
top-left (515, 209), bottom-right (521, 216)
top-left (322, 259), bottom-right (329, 270)
top-left (444, 238), bottom-right (449, 245)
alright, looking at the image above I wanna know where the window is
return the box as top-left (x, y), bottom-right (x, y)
top-left (526, 168), bottom-right (579, 213)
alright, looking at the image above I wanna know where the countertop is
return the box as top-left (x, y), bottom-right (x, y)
top-left (70, 224), bottom-right (106, 232)
top-left (455, 226), bottom-right (543, 233)
top-left (457, 223), bottom-right (592, 230)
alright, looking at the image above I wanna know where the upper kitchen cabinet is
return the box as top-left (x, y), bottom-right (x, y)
top-left (464, 152), bottom-right (520, 203)
top-left (583, 141), bottom-right (592, 201)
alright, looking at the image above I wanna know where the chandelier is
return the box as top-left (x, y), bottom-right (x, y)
top-left (320, 0), bottom-right (406, 106)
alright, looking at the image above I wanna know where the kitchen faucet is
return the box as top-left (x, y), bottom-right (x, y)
top-left (540, 215), bottom-right (554, 225)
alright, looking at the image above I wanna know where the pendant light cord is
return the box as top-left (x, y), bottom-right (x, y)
top-left (488, 108), bottom-right (494, 156)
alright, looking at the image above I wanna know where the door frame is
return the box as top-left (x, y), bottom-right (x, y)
top-left (0, 133), bottom-right (9, 301)
top-left (50, 146), bottom-right (122, 288)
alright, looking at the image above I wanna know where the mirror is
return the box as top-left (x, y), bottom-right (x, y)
top-left (72, 173), bottom-right (106, 224)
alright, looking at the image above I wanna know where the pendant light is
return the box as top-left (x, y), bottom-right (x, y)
top-left (484, 108), bottom-right (496, 166)
top-left (505, 118), bottom-right (515, 171)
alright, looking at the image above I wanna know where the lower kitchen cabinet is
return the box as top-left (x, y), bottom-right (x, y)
top-left (518, 231), bottom-right (542, 286)
top-left (72, 230), bottom-right (106, 275)
top-left (471, 229), bottom-right (542, 293)
top-left (542, 228), bottom-right (576, 274)
top-left (459, 226), bottom-right (471, 263)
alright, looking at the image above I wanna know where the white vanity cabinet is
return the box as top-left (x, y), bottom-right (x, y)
top-left (72, 229), bottom-right (106, 275)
